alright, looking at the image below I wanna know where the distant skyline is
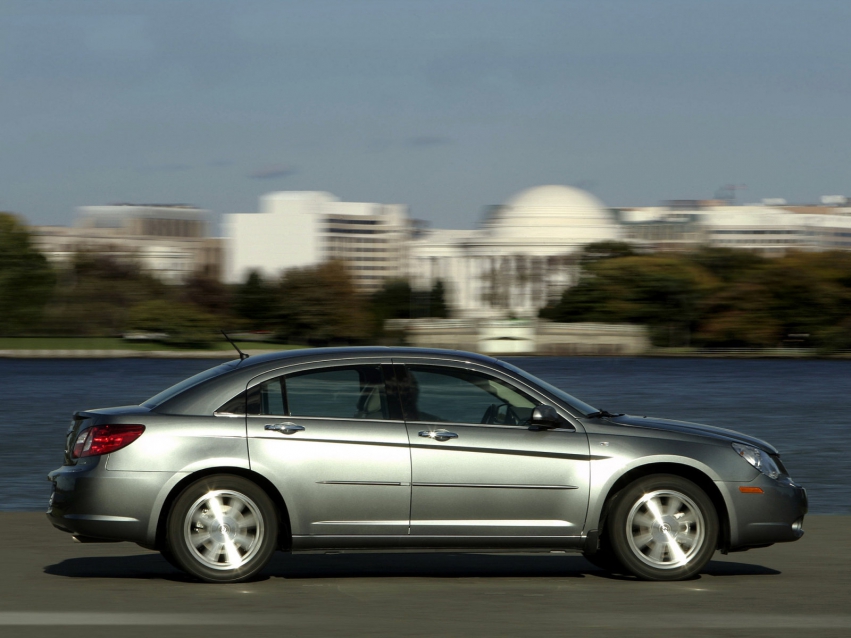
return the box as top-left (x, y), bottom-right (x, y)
top-left (2, 0), bottom-right (850, 230)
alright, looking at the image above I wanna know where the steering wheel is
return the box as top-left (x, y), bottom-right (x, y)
top-left (481, 402), bottom-right (521, 425)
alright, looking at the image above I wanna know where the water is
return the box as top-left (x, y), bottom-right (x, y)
top-left (1, 357), bottom-right (847, 514)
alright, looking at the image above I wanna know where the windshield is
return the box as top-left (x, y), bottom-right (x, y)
top-left (496, 360), bottom-right (599, 417)
top-left (142, 361), bottom-right (239, 408)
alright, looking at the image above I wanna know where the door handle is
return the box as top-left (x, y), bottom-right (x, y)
top-left (264, 423), bottom-right (305, 435)
top-left (418, 429), bottom-right (458, 442)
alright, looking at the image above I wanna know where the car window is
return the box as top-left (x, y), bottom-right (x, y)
top-left (241, 365), bottom-right (389, 419)
top-left (402, 365), bottom-right (537, 425)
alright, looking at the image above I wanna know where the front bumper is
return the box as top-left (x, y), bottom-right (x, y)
top-left (722, 474), bottom-right (808, 549)
top-left (47, 460), bottom-right (175, 546)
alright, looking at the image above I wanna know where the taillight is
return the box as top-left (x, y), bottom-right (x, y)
top-left (71, 424), bottom-right (145, 458)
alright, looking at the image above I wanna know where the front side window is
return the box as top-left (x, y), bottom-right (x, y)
top-left (401, 365), bottom-right (537, 425)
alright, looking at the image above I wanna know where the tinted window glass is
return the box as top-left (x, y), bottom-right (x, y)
top-left (284, 365), bottom-right (388, 419)
top-left (403, 366), bottom-right (537, 425)
top-left (216, 390), bottom-right (246, 415)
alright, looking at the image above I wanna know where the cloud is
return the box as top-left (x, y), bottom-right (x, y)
top-left (406, 135), bottom-right (453, 148)
top-left (248, 164), bottom-right (298, 180)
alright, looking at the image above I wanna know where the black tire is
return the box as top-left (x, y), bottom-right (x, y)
top-left (159, 546), bottom-right (181, 570)
top-left (607, 474), bottom-right (718, 581)
top-left (166, 474), bottom-right (278, 583)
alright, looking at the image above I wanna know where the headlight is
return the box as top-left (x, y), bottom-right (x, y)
top-left (732, 442), bottom-right (782, 480)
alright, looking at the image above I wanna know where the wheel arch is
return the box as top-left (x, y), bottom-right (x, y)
top-left (154, 467), bottom-right (293, 552)
top-left (592, 462), bottom-right (731, 552)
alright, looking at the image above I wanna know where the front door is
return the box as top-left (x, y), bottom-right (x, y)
top-left (394, 360), bottom-right (590, 539)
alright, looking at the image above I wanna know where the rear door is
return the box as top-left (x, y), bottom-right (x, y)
top-left (244, 358), bottom-right (411, 537)
top-left (394, 358), bottom-right (590, 539)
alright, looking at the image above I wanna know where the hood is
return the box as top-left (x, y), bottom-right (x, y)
top-left (605, 414), bottom-right (778, 454)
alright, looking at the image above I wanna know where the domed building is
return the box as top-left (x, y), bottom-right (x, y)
top-left (408, 185), bottom-right (622, 318)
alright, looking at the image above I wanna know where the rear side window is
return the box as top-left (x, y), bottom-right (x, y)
top-left (287, 366), bottom-right (387, 419)
top-left (233, 365), bottom-right (389, 419)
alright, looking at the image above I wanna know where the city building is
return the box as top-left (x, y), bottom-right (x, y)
top-left (225, 192), bottom-right (411, 292)
top-left (621, 199), bottom-right (851, 256)
top-left (407, 185), bottom-right (623, 319)
top-left (31, 204), bottom-right (221, 283)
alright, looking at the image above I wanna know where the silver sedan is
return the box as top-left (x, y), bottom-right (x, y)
top-left (47, 347), bottom-right (807, 582)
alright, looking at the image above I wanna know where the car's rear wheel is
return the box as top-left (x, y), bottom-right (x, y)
top-left (607, 474), bottom-right (718, 581)
top-left (166, 475), bottom-right (278, 583)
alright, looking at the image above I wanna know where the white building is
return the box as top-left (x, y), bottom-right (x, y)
top-left (31, 204), bottom-right (220, 283)
top-left (621, 202), bottom-right (851, 256)
top-left (225, 192), bottom-right (411, 291)
top-left (408, 185), bottom-right (623, 318)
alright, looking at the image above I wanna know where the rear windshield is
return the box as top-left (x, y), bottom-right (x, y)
top-left (142, 361), bottom-right (239, 408)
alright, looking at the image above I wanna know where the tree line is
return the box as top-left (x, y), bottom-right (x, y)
top-left (0, 212), bottom-right (446, 346)
top-left (541, 241), bottom-right (851, 351)
top-left (7, 210), bottom-right (851, 351)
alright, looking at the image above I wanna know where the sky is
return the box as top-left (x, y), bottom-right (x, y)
top-left (1, 0), bottom-right (850, 230)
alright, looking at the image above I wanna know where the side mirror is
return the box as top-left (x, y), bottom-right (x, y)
top-left (530, 404), bottom-right (560, 429)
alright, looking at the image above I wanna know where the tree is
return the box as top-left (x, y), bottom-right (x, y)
top-left (0, 213), bottom-right (56, 335)
top-left (273, 261), bottom-right (369, 345)
top-left (233, 270), bottom-right (277, 330)
top-left (580, 241), bottom-right (637, 265)
top-left (429, 280), bottom-right (449, 318)
top-left (542, 254), bottom-right (717, 346)
top-left (127, 299), bottom-right (219, 347)
top-left (40, 252), bottom-right (167, 336)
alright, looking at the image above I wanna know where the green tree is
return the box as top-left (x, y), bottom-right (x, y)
top-left (542, 255), bottom-right (717, 346)
top-left (429, 280), bottom-right (449, 318)
top-left (0, 213), bottom-right (56, 335)
top-left (233, 270), bottom-right (276, 330)
top-left (41, 252), bottom-right (167, 336)
top-left (273, 261), bottom-right (369, 345)
top-left (127, 298), bottom-right (219, 347)
top-left (580, 240), bottom-right (637, 265)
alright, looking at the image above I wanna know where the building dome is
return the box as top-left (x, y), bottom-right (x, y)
top-left (483, 185), bottom-right (620, 245)
top-left (505, 185), bottom-right (606, 211)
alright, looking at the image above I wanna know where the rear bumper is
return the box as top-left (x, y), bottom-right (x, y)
top-left (721, 475), bottom-right (808, 549)
top-left (47, 461), bottom-right (175, 546)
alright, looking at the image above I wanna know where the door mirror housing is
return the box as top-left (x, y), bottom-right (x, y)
top-left (530, 404), bottom-right (560, 429)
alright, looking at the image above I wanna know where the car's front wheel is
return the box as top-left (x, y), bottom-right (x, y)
top-left (166, 475), bottom-right (278, 583)
top-left (607, 474), bottom-right (718, 581)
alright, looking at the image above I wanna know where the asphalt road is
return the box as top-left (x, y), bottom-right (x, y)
top-left (2, 513), bottom-right (849, 637)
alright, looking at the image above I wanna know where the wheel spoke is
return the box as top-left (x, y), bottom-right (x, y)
top-left (191, 531), bottom-right (212, 547)
top-left (206, 496), bottom-right (226, 523)
top-left (632, 532), bottom-right (654, 549)
top-left (643, 497), bottom-right (665, 524)
top-left (665, 534), bottom-right (689, 565)
top-left (647, 541), bottom-right (665, 563)
top-left (222, 538), bottom-right (243, 566)
top-left (203, 542), bottom-right (225, 562)
top-left (665, 495), bottom-right (683, 517)
top-left (632, 512), bottom-right (655, 529)
top-left (233, 533), bottom-right (254, 549)
top-left (228, 498), bottom-right (246, 517)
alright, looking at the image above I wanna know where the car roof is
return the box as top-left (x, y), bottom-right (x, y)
top-left (231, 346), bottom-right (502, 370)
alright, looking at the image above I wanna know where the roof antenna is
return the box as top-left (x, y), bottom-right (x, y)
top-left (221, 330), bottom-right (249, 360)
